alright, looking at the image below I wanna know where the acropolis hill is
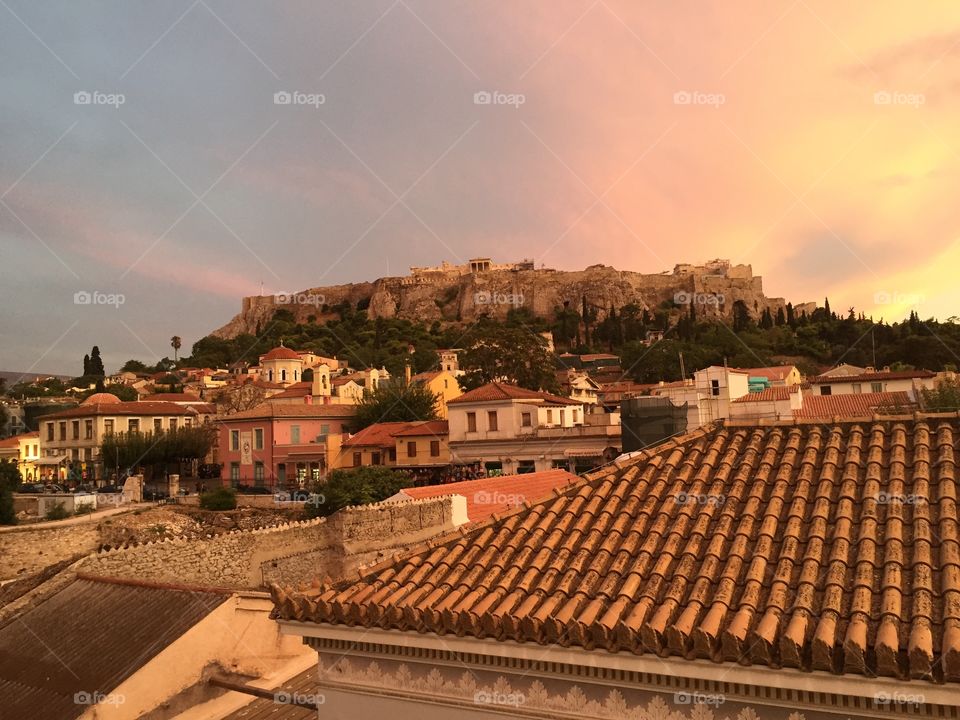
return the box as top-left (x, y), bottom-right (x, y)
top-left (212, 258), bottom-right (813, 338)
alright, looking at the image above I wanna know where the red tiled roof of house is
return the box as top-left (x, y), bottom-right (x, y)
top-left (342, 421), bottom-right (415, 447)
top-left (795, 390), bottom-right (915, 418)
top-left (268, 382), bottom-right (312, 399)
top-left (737, 365), bottom-right (797, 382)
top-left (262, 346), bottom-right (301, 361)
top-left (272, 415), bottom-right (960, 683)
top-left (38, 401), bottom-right (200, 419)
top-left (145, 392), bottom-right (203, 402)
top-left (396, 469), bottom-right (580, 523)
top-left (392, 420), bottom-right (448, 437)
top-left (732, 386), bottom-right (796, 402)
top-left (226, 402), bottom-right (356, 420)
top-left (809, 369), bottom-right (936, 384)
top-left (410, 371), bottom-right (442, 383)
top-left (448, 381), bottom-right (579, 406)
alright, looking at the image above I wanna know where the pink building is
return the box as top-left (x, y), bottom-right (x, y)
top-left (217, 403), bottom-right (355, 489)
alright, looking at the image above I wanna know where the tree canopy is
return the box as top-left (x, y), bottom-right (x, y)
top-left (352, 378), bottom-right (440, 431)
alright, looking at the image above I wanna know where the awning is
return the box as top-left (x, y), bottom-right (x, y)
top-left (36, 456), bottom-right (68, 465)
top-left (563, 448), bottom-right (605, 458)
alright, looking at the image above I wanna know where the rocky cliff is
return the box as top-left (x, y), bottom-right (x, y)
top-left (212, 262), bottom-right (812, 339)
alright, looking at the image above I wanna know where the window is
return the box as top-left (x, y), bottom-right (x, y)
top-left (521, 412), bottom-right (532, 427)
top-left (430, 440), bottom-right (440, 457)
top-left (169, 418), bottom-right (177, 431)
top-left (467, 412), bottom-right (477, 432)
top-left (277, 463), bottom-right (286, 484)
top-left (184, 418), bottom-right (192, 428)
top-left (104, 419), bottom-right (114, 435)
top-left (294, 370), bottom-right (298, 381)
top-left (407, 441), bottom-right (417, 458)
top-left (84, 448), bottom-right (92, 461)
top-left (711, 379), bottom-right (720, 397)
top-left (372, 452), bottom-right (382, 466)
top-left (444, 379), bottom-right (448, 389)
top-left (290, 425), bottom-right (301, 444)
top-left (268, 370), bottom-right (274, 382)
top-left (353, 452), bottom-right (362, 467)
top-left (154, 418), bottom-right (163, 432)
top-left (871, 382), bottom-right (883, 393)
top-left (254, 461), bottom-right (265, 486)
top-left (230, 463), bottom-right (240, 482)
top-left (487, 411), bottom-right (498, 431)
top-left (281, 369), bottom-right (287, 382)
top-left (851, 383), bottom-right (862, 394)
top-left (546, 409), bottom-right (554, 424)
top-left (559, 410), bottom-right (565, 425)
top-left (85, 420), bottom-right (93, 440)
top-left (47, 423), bottom-right (54, 441)
top-left (320, 424), bottom-right (329, 435)
top-left (230, 430), bottom-right (240, 450)
top-left (72, 420), bottom-right (80, 440)
top-left (254, 428), bottom-right (264, 449)
top-left (58, 422), bottom-right (66, 440)
top-left (517, 460), bottom-right (536, 474)
top-left (388, 448), bottom-right (396, 462)
top-left (820, 385), bottom-right (832, 396)
top-left (128, 419), bottom-right (140, 433)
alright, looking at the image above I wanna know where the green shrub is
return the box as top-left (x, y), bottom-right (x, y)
top-left (45, 502), bottom-right (71, 521)
top-left (305, 466), bottom-right (408, 518)
top-left (200, 487), bottom-right (237, 511)
top-left (74, 503), bottom-right (96, 515)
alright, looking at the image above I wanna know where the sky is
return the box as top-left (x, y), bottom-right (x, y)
top-left (2, 1), bottom-right (959, 375)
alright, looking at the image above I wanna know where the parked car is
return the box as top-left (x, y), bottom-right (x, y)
top-left (16, 483), bottom-right (45, 494)
top-left (97, 485), bottom-right (121, 494)
top-left (44, 484), bottom-right (65, 494)
top-left (235, 485), bottom-right (272, 495)
top-left (143, 489), bottom-right (169, 501)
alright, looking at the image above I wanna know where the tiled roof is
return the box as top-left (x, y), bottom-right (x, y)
top-left (262, 346), bottom-right (301, 361)
top-left (448, 381), bottom-right (579, 406)
top-left (737, 365), bottom-right (797, 382)
top-left (220, 667), bottom-right (317, 720)
top-left (396, 469), bottom-right (580, 523)
top-left (37, 401), bottom-right (199, 420)
top-left (732, 386), bottom-right (795, 402)
top-left (268, 382), bottom-right (312, 399)
top-left (227, 402), bottom-right (356, 420)
top-left (410, 371), bottom-right (441, 383)
top-left (343, 422), bottom-right (414, 447)
top-left (144, 392), bottom-right (203, 402)
top-left (795, 391), bottom-right (915, 418)
top-left (810, 370), bottom-right (936, 384)
top-left (0, 576), bottom-right (226, 720)
top-left (392, 420), bottom-right (449, 437)
top-left (272, 416), bottom-right (960, 684)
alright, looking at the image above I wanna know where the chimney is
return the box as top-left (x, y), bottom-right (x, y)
top-left (304, 394), bottom-right (312, 405)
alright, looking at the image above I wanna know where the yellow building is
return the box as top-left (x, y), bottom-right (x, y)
top-left (409, 370), bottom-right (461, 418)
top-left (17, 431), bottom-right (40, 481)
top-left (393, 420), bottom-right (450, 469)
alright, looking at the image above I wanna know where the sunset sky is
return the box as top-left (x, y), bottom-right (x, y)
top-left (2, 1), bottom-right (959, 374)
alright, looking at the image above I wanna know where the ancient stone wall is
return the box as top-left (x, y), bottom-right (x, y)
top-left (0, 523), bottom-right (102, 579)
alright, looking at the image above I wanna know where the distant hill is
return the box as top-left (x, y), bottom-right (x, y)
top-left (0, 370), bottom-right (73, 386)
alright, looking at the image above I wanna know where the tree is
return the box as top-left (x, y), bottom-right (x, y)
top-left (121, 359), bottom-right (148, 373)
top-left (170, 336), bottom-right (182, 362)
top-left (920, 376), bottom-right (960, 412)
top-left (100, 424), bottom-right (217, 482)
top-left (352, 378), bottom-right (439, 431)
top-left (460, 324), bottom-right (560, 393)
top-left (88, 346), bottom-right (105, 377)
top-left (0, 459), bottom-right (20, 524)
top-left (306, 466), bottom-right (409, 517)
top-left (215, 383), bottom-right (266, 414)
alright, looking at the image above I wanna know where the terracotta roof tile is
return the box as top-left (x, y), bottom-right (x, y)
top-left (448, 381), bottom-right (579, 406)
top-left (795, 390), bottom-right (915, 418)
top-left (273, 416), bottom-right (960, 684)
top-left (810, 369), bottom-right (936, 384)
top-left (732, 386), bottom-right (795, 402)
top-left (226, 402), bottom-right (356, 420)
top-left (342, 421), bottom-right (414, 447)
